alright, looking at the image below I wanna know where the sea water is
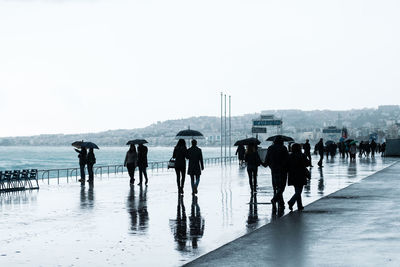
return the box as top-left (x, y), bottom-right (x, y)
top-left (0, 146), bottom-right (224, 171)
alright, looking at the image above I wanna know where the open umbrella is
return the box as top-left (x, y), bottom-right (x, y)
top-left (325, 140), bottom-right (335, 146)
top-left (80, 142), bottom-right (99, 149)
top-left (349, 140), bottom-right (358, 145)
top-left (234, 137), bottom-right (261, 146)
top-left (71, 140), bottom-right (84, 149)
top-left (175, 129), bottom-right (204, 140)
top-left (266, 135), bottom-right (294, 142)
top-left (344, 139), bottom-right (354, 144)
top-left (126, 139), bottom-right (148, 145)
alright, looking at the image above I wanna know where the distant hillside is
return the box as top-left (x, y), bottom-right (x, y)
top-left (0, 106), bottom-right (399, 146)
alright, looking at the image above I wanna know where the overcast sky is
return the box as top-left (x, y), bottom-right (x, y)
top-left (1, 0), bottom-right (399, 137)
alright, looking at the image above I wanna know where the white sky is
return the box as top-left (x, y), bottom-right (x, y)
top-left (0, 0), bottom-right (399, 137)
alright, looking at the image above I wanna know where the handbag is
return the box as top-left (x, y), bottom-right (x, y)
top-left (168, 158), bottom-right (176, 169)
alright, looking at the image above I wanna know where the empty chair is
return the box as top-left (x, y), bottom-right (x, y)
top-left (11, 170), bottom-right (24, 190)
top-left (29, 169), bottom-right (39, 189)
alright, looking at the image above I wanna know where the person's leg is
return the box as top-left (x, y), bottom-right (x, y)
top-left (190, 174), bottom-right (195, 194)
top-left (79, 164), bottom-right (85, 183)
top-left (180, 169), bottom-right (186, 192)
top-left (247, 167), bottom-right (253, 191)
top-left (253, 167), bottom-right (258, 192)
top-left (195, 175), bottom-right (200, 193)
top-left (127, 163), bottom-right (135, 184)
top-left (143, 168), bottom-right (148, 185)
top-left (175, 169), bottom-right (181, 191)
top-left (296, 186), bottom-right (304, 209)
top-left (138, 166), bottom-right (143, 185)
top-left (88, 164), bottom-right (94, 183)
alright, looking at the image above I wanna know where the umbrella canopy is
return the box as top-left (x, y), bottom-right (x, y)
top-left (325, 140), bottom-right (335, 146)
top-left (71, 140), bottom-right (84, 149)
top-left (80, 142), bottom-right (99, 149)
top-left (266, 135), bottom-right (294, 142)
top-left (344, 139), bottom-right (354, 143)
top-left (175, 129), bottom-right (205, 140)
top-left (349, 140), bottom-right (358, 145)
top-left (234, 137), bottom-right (261, 146)
top-left (126, 139), bottom-right (148, 145)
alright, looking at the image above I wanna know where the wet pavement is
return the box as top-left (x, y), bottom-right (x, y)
top-left (0, 156), bottom-right (396, 266)
top-left (187, 160), bottom-right (400, 267)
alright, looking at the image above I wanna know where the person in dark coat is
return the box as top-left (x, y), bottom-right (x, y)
top-left (264, 136), bottom-right (289, 212)
top-left (287, 143), bottom-right (310, 211)
top-left (315, 138), bottom-right (324, 167)
top-left (173, 139), bottom-right (188, 194)
top-left (124, 144), bottom-right (138, 185)
top-left (75, 147), bottom-right (87, 184)
top-left (86, 148), bottom-right (96, 184)
top-left (303, 139), bottom-right (312, 167)
top-left (186, 139), bottom-right (204, 195)
top-left (235, 144), bottom-right (246, 166)
top-left (244, 144), bottom-right (261, 193)
top-left (370, 140), bottom-right (377, 157)
top-left (137, 144), bottom-right (149, 185)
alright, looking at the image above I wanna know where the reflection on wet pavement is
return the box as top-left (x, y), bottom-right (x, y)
top-left (0, 156), bottom-right (396, 266)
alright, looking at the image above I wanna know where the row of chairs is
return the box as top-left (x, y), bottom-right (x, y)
top-left (0, 169), bottom-right (39, 192)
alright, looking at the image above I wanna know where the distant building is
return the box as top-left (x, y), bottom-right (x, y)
top-left (378, 105), bottom-right (400, 113)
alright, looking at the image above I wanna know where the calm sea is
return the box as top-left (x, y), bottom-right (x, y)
top-left (0, 146), bottom-right (225, 171)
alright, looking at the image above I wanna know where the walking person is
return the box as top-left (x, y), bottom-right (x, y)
top-left (124, 144), bottom-right (138, 185)
top-left (370, 140), bottom-right (377, 158)
top-left (235, 144), bottom-right (246, 166)
top-left (264, 136), bottom-right (289, 213)
top-left (137, 144), bottom-right (149, 185)
top-left (315, 138), bottom-right (324, 167)
top-left (186, 139), bottom-right (204, 195)
top-left (86, 148), bottom-right (96, 184)
top-left (75, 147), bottom-right (87, 184)
top-left (287, 143), bottom-right (310, 211)
top-left (244, 144), bottom-right (261, 193)
top-left (173, 139), bottom-right (188, 195)
top-left (303, 139), bottom-right (313, 167)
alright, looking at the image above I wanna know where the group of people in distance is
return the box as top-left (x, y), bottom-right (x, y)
top-left (124, 143), bottom-right (149, 185)
top-left (241, 136), bottom-right (310, 214)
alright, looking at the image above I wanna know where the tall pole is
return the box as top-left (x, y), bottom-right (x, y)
top-left (224, 94), bottom-right (227, 163)
top-left (229, 95), bottom-right (231, 162)
top-left (220, 92), bottom-right (223, 163)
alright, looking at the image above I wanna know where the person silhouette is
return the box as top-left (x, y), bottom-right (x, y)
top-left (244, 143), bottom-right (261, 193)
top-left (303, 139), bottom-right (313, 167)
top-left (186, 140), bottom-right (204, 195)
top-left (287, 143), bottom-right (310, 211)
top-left (235, 144), bottom-right (246, 166)
top-left (315, 138), bottom-right (324, 167)
top-left (75, 147), bottom-right (87, 184)
top-left (86, 148), bottom-right (96, 185)
top-left (124, 144), bottom-right (138, 185)
top-left (173, 139), bottom-right (188, 195)
top-left (264, 136), bottom-right (289, 213)
top-left (137, 144), bottom-right (149, 185)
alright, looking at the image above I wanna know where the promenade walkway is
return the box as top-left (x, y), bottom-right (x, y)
top-left (0, 156), bottom-right (396, 266)
top-left (186, 161), bottom-right (400, 267)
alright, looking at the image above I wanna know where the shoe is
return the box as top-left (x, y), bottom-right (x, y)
top-left (137, 183), bottom-right (142, 186)
top-left (288, 202), bottom-right (293, 211)
top-left (145, 180), bottom-right (148, 185)
top-left (298, 206), bottom-right (304, 211)
top-left (79, 179), bottom-right (84, 183)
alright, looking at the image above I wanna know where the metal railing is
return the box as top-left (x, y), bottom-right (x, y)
top-left (38, 156), bottom-right (237, 185)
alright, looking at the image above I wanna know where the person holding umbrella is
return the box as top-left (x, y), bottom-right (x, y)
top-left (186, 139), bottom-right (204, 195)
top-left (173, 139), bottom-right (188, 195)
top-left (235, 144), bottom-right (246, 166)
top-left (124, 144), bottom-right (138, 185)
top-left (75, 147), bottom-right (87, 184)
top-left (244, 143), bottom-right (262, 193)
top-left (137, 143), bottom-right (149, 186)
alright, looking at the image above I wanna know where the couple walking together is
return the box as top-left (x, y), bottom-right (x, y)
top-left (245, 137), bottom-right (310, 213)
top-left (173, 139), bottom-right (204, 195)
top-left (75, 148), bottom-right (96, 185)
top-left (124, 144), bottom-right (148, 186)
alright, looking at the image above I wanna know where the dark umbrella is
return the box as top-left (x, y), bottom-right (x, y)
top-left (71, 140), bottom-right (84, 149)
top-left (126, 139), bottom-right (148, 145)
top-left (80, 142), bottom-right (99, 149)
top-left (175, 129), bottom-right (204, 140)
top-left (266, 135), bottom-right (294, 142)
top-left (325, 140), bottom-right (335, 146)
top-left (234, 137), bottom-right (261, 146)
top-left (344, 139), bottom-right (354, 144)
